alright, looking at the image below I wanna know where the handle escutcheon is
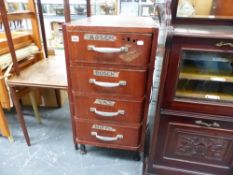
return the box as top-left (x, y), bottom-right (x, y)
top-left (91, 132), bottom-right (123, 142)
top-left (195, 120), bottom-right (220, 128)
top-left (88, 45), bottom-right (128, 53)
top-left (90, 107), bottom-right (125, 117)
top-left (89, 78), bottom-right (127, 88)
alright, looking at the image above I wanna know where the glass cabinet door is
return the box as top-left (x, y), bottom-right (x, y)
top-left (176, 50), bottom-right (233, 103)
top-left (176, 0), bottom-right (233, 19)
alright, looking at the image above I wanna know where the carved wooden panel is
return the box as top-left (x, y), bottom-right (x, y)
top-left (175, 131), bottom-right (228, 161)
top-left (151, 114), bottom-right (233, 175)
top-left (165, 123), bottom-right (233, 167)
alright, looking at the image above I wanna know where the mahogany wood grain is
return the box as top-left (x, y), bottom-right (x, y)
top-left (152, 113), bottom-right (233, 175)
top-left (65, 16), bottom-right (159, 33)
top-left (73, 94), bottom-right (144, 124)
top-left (37, 0), bottom-right (48, 58)
top-left (144, 32), bottom-right (233, 175)
top-left (63, 24), bottom-right (77, 146)
top-left (9, 86), bottom-right (30, 146)
top-left (70, 65), bottom-right (147, 99)
top-left (215, 0), bottom-right (233, 16)
top-left (75, 118), bottom-right (142, 150)
top-left (63, 16), bottom-right (158, 153)
top-left (163, 35), bottom-right (233, 117)
top-left (86, 0), bottom-right (91, 17)
top-left (64, 0), bottom-right (71, 23)
top-left (67, 32), bottom-right (152, 67)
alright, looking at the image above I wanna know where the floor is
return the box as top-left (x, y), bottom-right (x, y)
top-left (0, 22), bottom-right (166, 175)
top-left (0, 102), bottom-right (142, 175)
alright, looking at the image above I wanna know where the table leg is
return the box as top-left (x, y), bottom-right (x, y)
top-left (10, 86), bottom-right (31, 146)
top-left (54, 89), bottom-right (62, 108)
top-left (29, 90), bottom-right (42, 124)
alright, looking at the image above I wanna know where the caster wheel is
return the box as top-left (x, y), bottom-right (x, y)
top-left (75, 144), bottom-right (79, 150)
top-left (133, 152), bottom-right (141, 161)
top-left (80, 144), bottom-right (86, 155)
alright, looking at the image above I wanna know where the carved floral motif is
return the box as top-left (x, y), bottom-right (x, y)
top-left (175, 133), bottom-right (228, 161)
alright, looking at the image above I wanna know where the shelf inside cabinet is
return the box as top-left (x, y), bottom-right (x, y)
top-left (176, 90), bottom-right (233, 102)
top-left (180, 72), bottom-right (233, 83)
top-left (0, 11), bottom-right (35, 22)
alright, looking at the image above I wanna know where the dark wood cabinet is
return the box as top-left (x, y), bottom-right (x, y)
top-left (63, 16), bottom-right (158, 154)
top-left (144, 29), bottom-right (233, 175)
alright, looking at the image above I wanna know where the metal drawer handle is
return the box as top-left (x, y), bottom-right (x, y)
top-left (216, 41), bottom-right (233, 48)
top-left (88, 45), bottom-right (128, 53)
top-left (89, 78), bottom-right (127, 88)
top-left (90, 107), bottom-right (125, 117)
top-left (91, 132), bottom-right (123, 142)
top-left (195, 120), bottom-right (220, 128)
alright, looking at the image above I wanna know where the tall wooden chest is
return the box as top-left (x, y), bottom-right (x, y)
top-left (63, 16), bottom-right (158, 155)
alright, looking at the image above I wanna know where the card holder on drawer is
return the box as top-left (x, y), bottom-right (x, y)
top-left (67, 32), bottom-right (152, 66)
top-left (73, 95), bottom-right (144, 123)
top-left (70, 66), bottom-right (147, 99)
top-left (75, 119), bottom-right (141, 148)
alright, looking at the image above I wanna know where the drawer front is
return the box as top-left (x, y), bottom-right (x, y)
top-left (70, 66), bottom-right (147, 98)
top-left (75, 119), bottom-right (141, 148)
top-left (152, 114), bottom-right (233, 175)
top-left (74, 95), bottom-right (144, 124)
top-left (67, 32), bottom-right (152, 66)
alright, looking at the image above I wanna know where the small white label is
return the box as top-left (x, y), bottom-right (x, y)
top-left (84, 34), bottom-right (116, 41)
top-left (94, 99), bottom-right (116, 106)
top-left (71, 35), bottom-right (79, 42)
top-left (93, 70), bottom-right (119, 78)
top-left (205, 95), bottom-right (220, 100)
top-left (137, 40), bottom-right (144, 46)
top-left (210, 77), bottom-right (226, 82)
top-left (92, 124), bottom-right (116, 132)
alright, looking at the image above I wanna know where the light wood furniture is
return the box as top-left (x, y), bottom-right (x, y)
top-left (1, 0), bottom-right (92, 146)
top-left (0, 0), bottom-right (44, 142)
top-left (7, 56), bottom-right (68, 146)
top-left (63, 16), bottom-right (158, 156)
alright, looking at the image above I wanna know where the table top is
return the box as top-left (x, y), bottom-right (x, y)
top-left (7, 56), bottom-right (68, 90)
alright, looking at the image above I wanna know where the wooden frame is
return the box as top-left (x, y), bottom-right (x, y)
top-left (0, 0), bottom-right (43, 144)
top-left (170, 0), bottom-right (233, 25)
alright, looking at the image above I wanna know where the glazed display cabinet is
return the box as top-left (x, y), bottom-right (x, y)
top-left (144, 29), bottom-right (233, 175)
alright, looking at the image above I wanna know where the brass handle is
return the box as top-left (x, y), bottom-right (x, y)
top-left (216, 41), bottom-right (233, 48)
top-left (195, 120), bottom-right (220, 128)
top-left (90, 107), bottom-right (125, 117)
top-left (91, 132), bottom-right (123, 142)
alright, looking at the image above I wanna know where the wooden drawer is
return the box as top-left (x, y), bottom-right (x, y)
top-left (153, 113), bottom-right (233, 175)
top-left (73, 94), bottom-right (144, 124)
top-left (70, 66), bottom-right (147, 99)
top-left (75, 119), bottom-right (141, 150)
top-left (67, 32), bottom-right (152, 66)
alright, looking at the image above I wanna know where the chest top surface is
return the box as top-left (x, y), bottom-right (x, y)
top-left (65, 16), bottom-right (159, 33)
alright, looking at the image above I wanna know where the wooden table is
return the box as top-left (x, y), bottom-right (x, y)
top-left (7, 56), bottom-right (68, 146)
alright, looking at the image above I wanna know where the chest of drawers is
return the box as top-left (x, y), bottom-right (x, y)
top-left (63, 16), bottom-right (158, 155)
